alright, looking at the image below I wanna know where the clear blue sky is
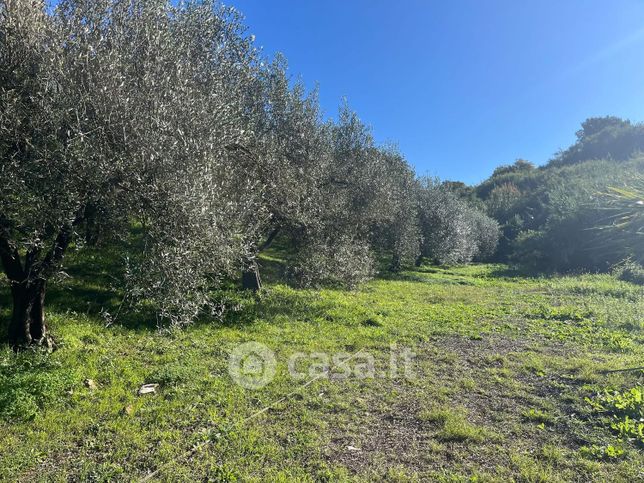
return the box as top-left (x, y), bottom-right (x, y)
top-left (230, 0), bottom-right (644, 184)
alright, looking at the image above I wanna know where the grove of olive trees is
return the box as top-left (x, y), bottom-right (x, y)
top-left (0, 0), bottom-right (499, 346)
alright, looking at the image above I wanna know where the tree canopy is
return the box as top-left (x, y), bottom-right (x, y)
top-left (0, 0), bottom-right (500, 345)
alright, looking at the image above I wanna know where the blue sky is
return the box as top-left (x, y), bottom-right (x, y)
top-left (230, 0), bottom-right (644, 184)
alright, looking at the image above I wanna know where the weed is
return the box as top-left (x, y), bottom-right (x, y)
top-left (587, 386), bottom-right (644, 445)
top-left (579, 444), bottom-right (626, 460)
top-left (522, 408), bottom-right (554, 426)
top-left (420, 407), bottom-right (493, 443)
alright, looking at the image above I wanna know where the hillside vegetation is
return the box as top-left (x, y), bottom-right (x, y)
top-left (469, 117), bottom-right (644, 272)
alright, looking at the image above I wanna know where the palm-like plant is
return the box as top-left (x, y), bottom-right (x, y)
top-left (605, 177), bottom-right (644, 231)
top-left (596, 175), bottom-right (644, 263)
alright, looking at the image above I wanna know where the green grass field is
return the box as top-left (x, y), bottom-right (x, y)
top-left (1, 248), bottom-right (643, 481)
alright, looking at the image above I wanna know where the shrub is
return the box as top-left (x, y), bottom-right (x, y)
top-left (499, 158), bottom-right (644, 272)
top-left (614, 260), bottom-right (644, 286)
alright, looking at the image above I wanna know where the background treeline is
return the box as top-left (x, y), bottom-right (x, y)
top-left (0, 0), bottom-right (499, 345)
top-left (463, 116), bottom-right (644, 272)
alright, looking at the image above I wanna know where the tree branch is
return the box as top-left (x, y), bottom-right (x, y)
top-left (0, 229), bottom-right (24, 283)
top-left (33, 210), bottom-right (85, 280)
top-left (259, 226), bottom-right (281, 252)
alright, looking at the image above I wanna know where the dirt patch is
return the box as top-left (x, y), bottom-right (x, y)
top-left (323, 333), bottom-right (596, 478)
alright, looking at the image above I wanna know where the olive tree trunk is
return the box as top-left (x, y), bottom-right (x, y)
top-left (8, 279), bottom-right (49, 347)
top-left (1, 224), bottom-right (72, 348)
top-left (242, 265), bottom-right (262, 291)
top-left (241, 228), bottom-right (281, 291)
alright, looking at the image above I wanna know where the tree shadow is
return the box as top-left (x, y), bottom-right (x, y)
top-left (210, 286), bottom-right (334, 330)
top-left (377, 263), bottom-right (477, 284)
top-left (486, 264), bottom-right (568, 279)
top-left (0, 243), bottom-right (161, 336)
top-left (10, 241), bottom-right (327, 334)
top-left (256, 252), bottom-right (291, 287)
top-left (2, 241), bottom-right (561, 342)
top-left (485, 265), bottom-right (533, 278)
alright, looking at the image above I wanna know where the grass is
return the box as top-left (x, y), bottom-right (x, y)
top-left (0, 247), bottom-right (643, 481)
top-left (419, 407), bottom-right (497, 443)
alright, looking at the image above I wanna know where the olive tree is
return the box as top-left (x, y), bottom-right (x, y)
top-left (241, 91), bottom-right (419, 287)
top-left (271, 102), bottom-right (377, 287)
top-left (1, 0), bottom-right (501, 347)
top-left (1, 0), bottom-right (64, 346)
top-left (292, 105), bottom-right (420, 284)
top-left (229, 55), bottom-right (334, 288)
top-left (416, 178), bottom-right (499, 266)
top-left (468, 209), bottom-right (501, 261)
top-left (367, 147), bottom-right (420, 271)
top-left (0, 0), bottom-right (264, 345)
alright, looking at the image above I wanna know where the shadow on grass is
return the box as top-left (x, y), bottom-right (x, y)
top-left (0, 240), bottom-right (331, 338)
top-left (256, 253), bottom-right (290, 286)
top-left (0, 240), bottom-right (551, 341)
top-left (0, 243), bottom-right (162, 336)
top-left (486, 265), bottom-right (538, 278)
top-left (377, 263), bottom-right (479, 284)
top-left (486, 264), bottom-right (599, 280)
top-left (213, 287), bottom-right (332, 330)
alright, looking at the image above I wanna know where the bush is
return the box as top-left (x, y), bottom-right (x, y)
top-left (614, 261), bottom-right (644, 286)
top-left (509, 230), bottom-right (547, 270)
top-left (497, 158), bottom-right (644, 272)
